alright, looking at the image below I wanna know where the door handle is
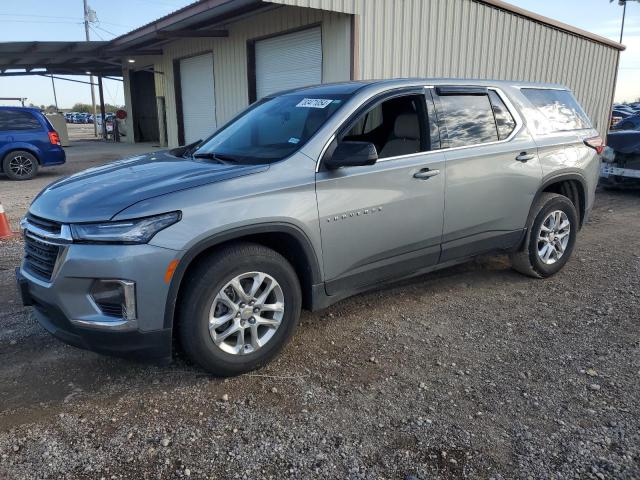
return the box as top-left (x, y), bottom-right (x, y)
top-left (413, 168), bottom-right (440, 179)
top-left (516, 152), bottom-right (535, 162)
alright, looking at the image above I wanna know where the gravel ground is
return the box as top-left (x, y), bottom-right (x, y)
top-left (0, 140), bottom-right (639, 479)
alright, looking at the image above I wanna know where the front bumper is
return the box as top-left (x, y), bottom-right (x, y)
top-left (16, 236), bottom-right (179, 361)
top-left (17, 272), bottom-right (171, 360)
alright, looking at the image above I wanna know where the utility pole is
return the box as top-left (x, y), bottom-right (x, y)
top-left (83, 0), bottom-right (98, 137)
top-left (620, 0), bottom-right (627, 43)
top-left (50, 75), bottom-right (58, 111)
top-left (612, 0), bottom-right (639, 44)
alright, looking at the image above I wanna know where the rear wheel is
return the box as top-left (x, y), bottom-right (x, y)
top-left (510, 193), bottom-right (578, 278)
top-left (178, 242), bottom-right (301, 376)
top-left (3, 150), bottom-right (39, 180)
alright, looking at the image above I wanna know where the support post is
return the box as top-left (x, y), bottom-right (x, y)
top-left (84, 0), bottom-right (98, 137)
top-left (50, 75), bottom-right (58, 110)
top-left (97, 75), bottom-right (107, 140)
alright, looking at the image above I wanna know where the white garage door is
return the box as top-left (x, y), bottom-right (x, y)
top-left (180, 53), bottom-right (216, 144)
top-left (255, 27), bottom-right (322, 99)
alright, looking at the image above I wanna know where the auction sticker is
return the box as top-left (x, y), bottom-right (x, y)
top-left (296, 98), bottom-right (334, 109)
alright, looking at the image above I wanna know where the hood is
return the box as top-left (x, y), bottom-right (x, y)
top-left (29, 151), bottom-right (268, 222)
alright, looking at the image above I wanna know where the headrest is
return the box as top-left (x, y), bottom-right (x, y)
top-left (393, 114), bottom-right (420, 139)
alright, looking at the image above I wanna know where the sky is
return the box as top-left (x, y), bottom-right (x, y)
top-left (0, 0), bottom-right (638, 108)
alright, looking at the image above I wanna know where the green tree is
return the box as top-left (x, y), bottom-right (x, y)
top-left (71, 103), bottom-right (124, 113)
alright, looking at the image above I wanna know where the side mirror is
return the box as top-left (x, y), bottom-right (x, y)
top-left (324, 141), bottom-right (378, 170)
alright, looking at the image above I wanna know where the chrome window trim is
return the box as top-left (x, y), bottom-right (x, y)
top-left (513, 85), bottom-right (569, 91)
top-left (316, 84), bottom-right (524, 172)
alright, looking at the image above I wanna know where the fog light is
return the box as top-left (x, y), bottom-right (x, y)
top-left (90, 280), bottom-right (137, 321)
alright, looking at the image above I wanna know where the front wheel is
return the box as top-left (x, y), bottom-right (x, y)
top-left (510, 193), bottom-right (578, 278)
top-left (178, 242), bottom-right (301, 376)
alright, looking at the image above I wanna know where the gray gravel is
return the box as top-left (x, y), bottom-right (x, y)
top-left (0, 143), bottom-right (639, 478)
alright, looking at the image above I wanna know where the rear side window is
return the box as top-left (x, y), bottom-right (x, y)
top-left (488, 90), bottom-right (517, 140)
top-left (521, 88), bottom-right (591, 132)
top-left (439, 94), bottom-right (499, 148)
top-left (0, 110), bottom-right (42, 131)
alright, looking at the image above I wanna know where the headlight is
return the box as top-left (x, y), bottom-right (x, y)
top-left (70, 211), bottom-right (181, 244)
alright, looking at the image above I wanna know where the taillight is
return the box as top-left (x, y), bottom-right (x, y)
top-left (48, 131), bottom-right (60, 145)
top-left (584, 136), bottom-right (605, 155)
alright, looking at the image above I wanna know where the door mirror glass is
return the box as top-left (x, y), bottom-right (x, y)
top-left (325, 141), bottom-right (378, 170)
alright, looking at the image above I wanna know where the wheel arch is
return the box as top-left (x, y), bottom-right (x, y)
top-left (530, 173), bottom-right (587, 228)
top-left (163, 223), bottom-right (322, 330)
top-left (1, 146), bottom-right (41, 172)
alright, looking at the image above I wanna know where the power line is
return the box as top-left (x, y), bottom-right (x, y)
top-left (0, 13), bottom-right (83, 20)
top-left (89, 25), bottom-right (106, 40)
top-left (0, 19), bottom-right (84, 25)
top-left (94, 24), bottom-right (119, 37)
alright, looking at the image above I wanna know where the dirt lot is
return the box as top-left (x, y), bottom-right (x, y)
top-left (0, 138), bottom-right (639, 479)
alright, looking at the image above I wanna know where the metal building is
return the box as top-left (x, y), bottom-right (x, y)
top-left (79, 0), bottom-right (630, 146)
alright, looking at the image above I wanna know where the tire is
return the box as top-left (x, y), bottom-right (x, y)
top-left (2, 150), bottom-right (39, 180)
top-left (178, 242), bottom-right (302, 376)
top-left (510, 193), bottom-right (578, 278)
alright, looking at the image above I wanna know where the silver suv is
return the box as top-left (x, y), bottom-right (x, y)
top-left (16, 79), bottom-right (603, 376)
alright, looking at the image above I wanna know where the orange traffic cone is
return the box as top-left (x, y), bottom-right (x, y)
top-left (0, 201), bottom-right (16, 240)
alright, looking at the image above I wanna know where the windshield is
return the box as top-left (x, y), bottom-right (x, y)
top-left (194, 94), bottom-right (348, 164)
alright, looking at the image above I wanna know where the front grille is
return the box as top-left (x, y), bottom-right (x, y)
top-left (24, 234), bottom-right (60, 281)
top-left (26, 213), bottom-right (61, 235)
top-left (95, 302), bottom-right (124, 318)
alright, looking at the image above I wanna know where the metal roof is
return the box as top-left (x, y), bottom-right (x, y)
top-left (0, 41), bottom-right (161, 77)
top-left (0, 0), bottom-right (624, 78)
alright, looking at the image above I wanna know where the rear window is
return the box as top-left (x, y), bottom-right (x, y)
top-left (439, 94), bottom-right (499, 148)
top-left (0, 110), bottom-right (42, 131)
top-left (521, 88), bottom-right (591, 132)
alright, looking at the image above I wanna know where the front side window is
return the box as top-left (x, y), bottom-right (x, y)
top-left (521, 88), bottom-right (591, 132)
top-left (439, 94), bottom-right (499, 148)
top-left (342, 93), bottom-right (430, 159)
top-left (195, 94), bottom-right (348, 164)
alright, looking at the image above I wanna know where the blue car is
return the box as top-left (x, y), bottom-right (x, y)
top-left (0, 107), bottom-right (66, 180)
top-left (612, 114), bottom-right (640, 131)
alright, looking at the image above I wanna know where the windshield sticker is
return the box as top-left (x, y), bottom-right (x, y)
top-left (296, 98), bottom-right (334, 109)
top-left (288, 137), bottom-right (300, 144)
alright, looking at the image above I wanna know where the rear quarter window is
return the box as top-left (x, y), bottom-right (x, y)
top-left (0, 110), bottom-right (43, 131)
top-left (521, 88), bottom-right (591, 133)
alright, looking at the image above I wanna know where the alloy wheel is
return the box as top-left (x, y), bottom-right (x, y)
top-left (8, 155), bottom-right (34, 178)
top-left (208, 272), bottom-right (285, 355)
top-left (537, 210), bottom-right (571, 265)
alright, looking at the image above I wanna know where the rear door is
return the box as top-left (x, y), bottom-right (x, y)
top-left (433, 86), bottom-right (542, 261)
top-left (316, 88), bottom-right (446, 295)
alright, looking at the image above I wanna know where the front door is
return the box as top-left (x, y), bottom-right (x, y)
top-left (316, 90), bottom-right (446, 295)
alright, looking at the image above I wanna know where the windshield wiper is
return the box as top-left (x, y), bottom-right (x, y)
top-left (192, 152), bottom-right (239, 165)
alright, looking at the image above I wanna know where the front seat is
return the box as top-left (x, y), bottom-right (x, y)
top-left (379, 113), bottom-right (421, 158)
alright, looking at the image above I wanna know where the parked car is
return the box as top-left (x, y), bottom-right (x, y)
top-left (601, 130), bottom-right (640, 188)
top-left (16, 79), bottom-right (602, 375)
top-left (611, 114), bottom-right (640, 131)
top-left (0, 107), bottom-right (65, 180)
top-left (612, 107), bottom-right (634, 119)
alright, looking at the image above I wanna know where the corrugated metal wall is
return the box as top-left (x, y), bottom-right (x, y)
top-left (267, 0), bottom-right (620, 134)
top-left (150, 5), bottom-right (351, 147)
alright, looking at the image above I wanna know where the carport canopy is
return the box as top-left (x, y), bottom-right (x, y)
top-left (0, 41), bottom-right (160, 77)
